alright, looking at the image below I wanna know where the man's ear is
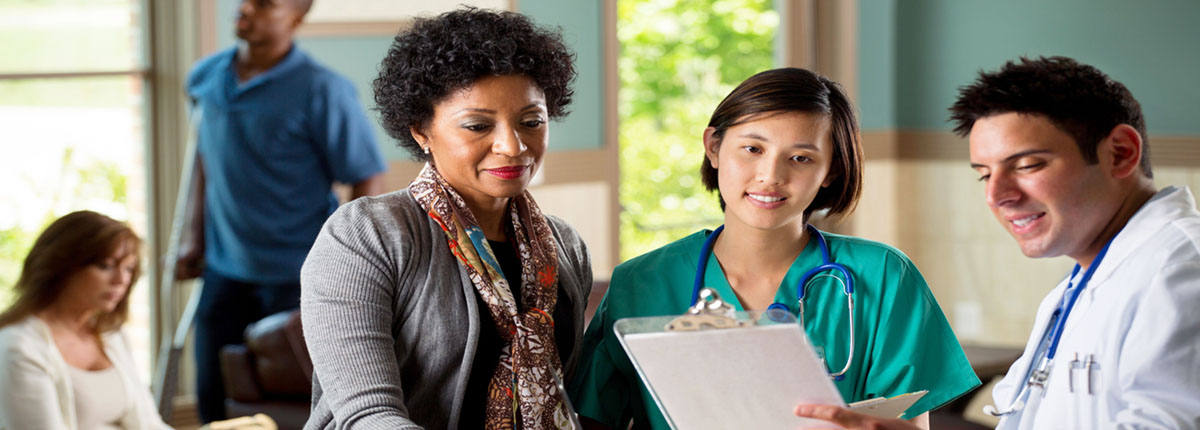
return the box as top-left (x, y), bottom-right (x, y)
top-left (703, 127), bottom-right (720, 169)
top-left (1104, 124), bottom-right (1144, 179)
top-left (287, 1), bottom-right (308, 30)
top-left (285, 11), bottom-right (305, 32)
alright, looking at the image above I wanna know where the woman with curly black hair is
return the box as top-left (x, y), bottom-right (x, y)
top-left (300, 7), bottom-right (591, 429)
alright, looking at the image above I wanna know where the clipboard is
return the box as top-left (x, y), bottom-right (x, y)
top-left (614, 288), bottom-right (926, 429)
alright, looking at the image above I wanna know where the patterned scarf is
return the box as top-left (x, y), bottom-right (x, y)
top-left (410, 164), bottom-right (571, 429)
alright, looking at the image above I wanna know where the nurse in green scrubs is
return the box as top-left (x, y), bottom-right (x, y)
top-left (568, 68), bottom-right (980, 429)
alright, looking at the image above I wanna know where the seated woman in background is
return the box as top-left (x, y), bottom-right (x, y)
top-left (569, 68), bottom-right (980, 429)
top-left (0, 210), bottom-right (170, 429)
top-left (300, 7), bottom-right (592, 429)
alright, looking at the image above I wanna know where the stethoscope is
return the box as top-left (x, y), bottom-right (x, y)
top-left (691, 224), bottom-right (856, 381)
top-left (984, 233), bottom-right (1118, 421)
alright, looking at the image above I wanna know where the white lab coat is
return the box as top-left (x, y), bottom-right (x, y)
top-left (993, 186), bottom-right (1200, 429)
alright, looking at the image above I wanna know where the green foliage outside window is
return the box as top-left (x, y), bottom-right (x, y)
top-left (0, 0), bottom-right (143, 308)
top-left (0, 150), bottom-right (128, 307)
top-left (0, 228), bottom-right (37, 307)
top-left (618, 0), bottom-right (778, 260)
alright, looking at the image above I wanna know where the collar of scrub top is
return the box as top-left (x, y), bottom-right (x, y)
top-left (692, 223), bottom-right (856, 381)
top-left (986, 231), bottom-right (1119, 417)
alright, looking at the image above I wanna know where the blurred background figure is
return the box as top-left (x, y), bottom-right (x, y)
top-left (0, 210), bottom-right (171, 430)
top-left (176, 0), bottom-right (387, 422)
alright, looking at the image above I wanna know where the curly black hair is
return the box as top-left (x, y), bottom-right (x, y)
top-left (949, 56), bottom-right (1151, 178)
top-left (374, 7), bottom-right (577, 160)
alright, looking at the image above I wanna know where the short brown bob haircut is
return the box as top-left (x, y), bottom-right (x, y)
top-left (701, 67), bottom-right (863, 220)
top-left (0, 210), bottom-right (142, 336)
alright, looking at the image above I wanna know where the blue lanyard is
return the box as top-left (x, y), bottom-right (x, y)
top-left (1044, 235), bottom-right (1118, 361)
top-left (987, 232), bottom-right (1123, 419)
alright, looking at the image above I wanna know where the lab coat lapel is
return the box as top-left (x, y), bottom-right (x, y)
top-left (1059, 186), bottom-right (1197, 339)
top-left (1085, 186), bottom-right (1195, 290)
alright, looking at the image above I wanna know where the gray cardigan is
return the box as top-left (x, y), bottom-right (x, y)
top-left (300, 189), bottom-right (592, 429)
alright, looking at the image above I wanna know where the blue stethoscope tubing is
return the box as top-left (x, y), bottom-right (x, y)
top-left (691, 224), bottom-right (856, 381)
top-left (987, 233), bottom-right (1118, 417)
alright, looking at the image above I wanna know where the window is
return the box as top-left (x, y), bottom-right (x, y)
top-left (0, 0), bottom-right (152, 380)
top-left (618, 0), bottom-right (779, 259)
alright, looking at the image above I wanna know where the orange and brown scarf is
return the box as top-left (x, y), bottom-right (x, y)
top-left (410, 163), bottom-right (571, 429)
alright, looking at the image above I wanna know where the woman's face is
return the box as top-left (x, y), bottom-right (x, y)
top-left (412, 74), bottom-right (549, 213)
top-left (704, 111), bottom-right (835, 232)
top-left (60, 240), bottom-right (137, 315)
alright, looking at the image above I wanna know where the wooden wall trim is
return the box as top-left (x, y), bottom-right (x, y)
top-left (603, 0), bottom-right (621, 273)
top-left (895, 130), bottom-right (968, 161)
top-left (778, 0), bottom-right (857, 100)
top-left (196, 0), bottom-right (216, 57)
top-left (778, 0), bottom-right (815, 70)
top-left (862, 130), bottom-right (968, 161)
top-left (1152, 136), bottom-right (1200, 168)
top-left (297, 21), bottom-right (409, 37)
top-left (151, 0), bottom-right (201, 406)
top-left (860, 130), bottom-right (899, 160)
top-left (814, 0), bottom-right (857, 101)
top-left (380, 147), bottom-right (616, 191)
top-left (862, 130), bottom-right (1200, 167)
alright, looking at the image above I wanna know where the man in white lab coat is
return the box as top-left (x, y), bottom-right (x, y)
top-left (795, 57), bottom-right (1200, 429)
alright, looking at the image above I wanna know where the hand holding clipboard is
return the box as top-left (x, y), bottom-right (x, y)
top-left (614, 288), bottom-right (927, 429)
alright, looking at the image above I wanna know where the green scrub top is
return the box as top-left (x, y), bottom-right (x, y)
top-left (568, 229), bottom-right (981, 429)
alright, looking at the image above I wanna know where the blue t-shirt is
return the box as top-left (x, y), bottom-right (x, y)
top-left (187, 45), bottom-right (386, 283)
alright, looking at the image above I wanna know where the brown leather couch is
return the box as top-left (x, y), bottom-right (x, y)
top-left (219, 309), bottom-right (312, 430)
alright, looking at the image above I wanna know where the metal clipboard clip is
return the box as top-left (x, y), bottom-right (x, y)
top-left (665, 287), bottom-right (750, 331)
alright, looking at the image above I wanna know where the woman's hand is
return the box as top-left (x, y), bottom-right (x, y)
top-left (793, 404), bottom-right (923, 430)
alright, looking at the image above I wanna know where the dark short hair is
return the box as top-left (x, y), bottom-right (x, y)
top-left (374, 7), bottom-right (577, 160)
top-left (949, 56), bottom-right (1151, 178)
top-left (0, 211), bottom-right (142, 334)
top-left (701, 68), bottom-right (863, 220)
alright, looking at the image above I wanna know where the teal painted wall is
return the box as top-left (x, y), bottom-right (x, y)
top-left (518, 0), bottom-right (606, 155)
top-left (213, 1), bottom-right (605, 160)
top-left (857, 0), bottom-right (897, 131)
top-left (858, 0), bottom-right (1200, 135)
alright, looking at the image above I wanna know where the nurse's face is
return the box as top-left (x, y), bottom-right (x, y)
top-left (411, 74), bottom-right (549, 214)
top-left (704, 111), bottom-right (834, 232)
top-left (969, 112), bottom-right (1117, 261)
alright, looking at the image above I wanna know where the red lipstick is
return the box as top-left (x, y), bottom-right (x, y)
top-left (486, 165), bottom-right (528, 180)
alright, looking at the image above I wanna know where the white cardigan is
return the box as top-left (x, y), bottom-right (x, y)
top-left (0, 316), bottom-right (171, 430)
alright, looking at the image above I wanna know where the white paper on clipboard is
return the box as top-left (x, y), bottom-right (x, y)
top-left (615, 304), bottom-right (926, 429)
